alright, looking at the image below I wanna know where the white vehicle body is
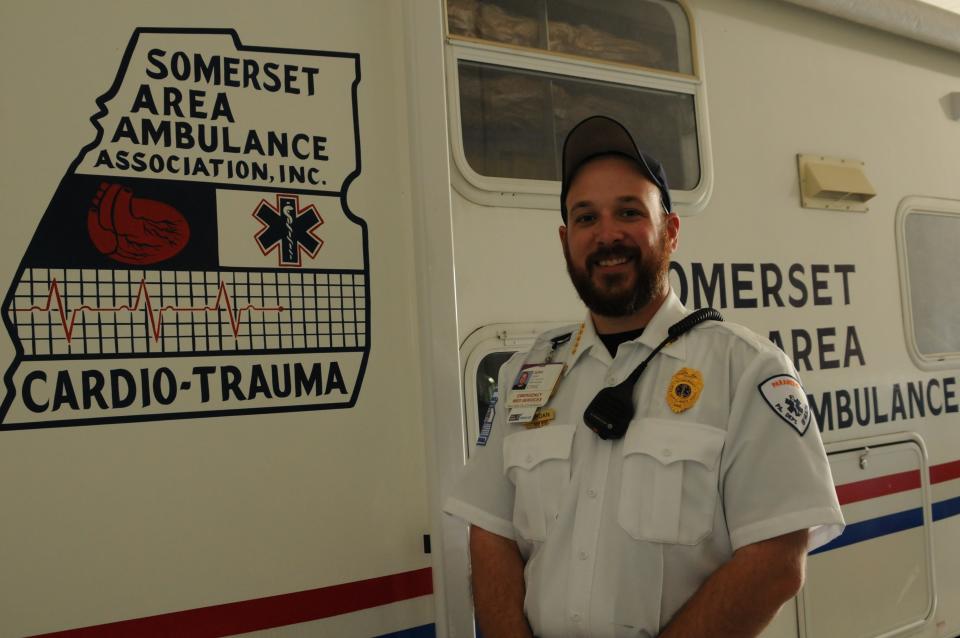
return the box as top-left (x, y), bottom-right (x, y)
top-left (0, 1), bottom-right (958, 637)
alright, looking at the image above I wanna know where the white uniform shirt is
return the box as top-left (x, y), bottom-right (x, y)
top-left (445, 292), bottom-right (845, 638)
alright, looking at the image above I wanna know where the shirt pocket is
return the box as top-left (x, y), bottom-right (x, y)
top-left (617, 418), bottom-right (725, 545)
top-left (502, 424), bottom-right (576, 542)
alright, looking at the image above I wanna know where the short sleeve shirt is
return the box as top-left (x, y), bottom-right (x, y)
top-left (444, 292), bottom-right (845, 638)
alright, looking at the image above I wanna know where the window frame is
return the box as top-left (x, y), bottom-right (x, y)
top-left (443, 0), bottom-right (713, 214)
top-left (895, 195), bottom-right (960, 370)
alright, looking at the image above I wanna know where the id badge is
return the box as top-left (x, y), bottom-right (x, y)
top-left (505, 363), bottom-right (563, 423)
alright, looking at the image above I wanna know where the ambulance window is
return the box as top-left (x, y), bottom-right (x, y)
top-left (457, 60), bottom-right (699, 187)
top-left (475, 351), bottom-right (514, 428)
top-left (446, 0), bottom-right (711, 212)
top-left (898, 199), bottom-right (960, 367)
top-left (447, 0), bottom-right (692, 74)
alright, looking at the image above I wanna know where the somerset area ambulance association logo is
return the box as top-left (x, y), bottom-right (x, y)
top-left (0, 29), bottom-right (370, 429)
top-left (758, 374), bottom-right (811, 435)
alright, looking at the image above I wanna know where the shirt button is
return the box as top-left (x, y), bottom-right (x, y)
top-left (605, 375), bottom-right (615, 384)
top-left (578, 550), bottom-right (589, 560)
top-left (587, 488), bottom-right (597, 498)
top-left (571, 613), bottom-right (582, 622)
top-left (525, 454), bottom-right (533, 463)
top-left (662, 448), bottom-right (672, 458)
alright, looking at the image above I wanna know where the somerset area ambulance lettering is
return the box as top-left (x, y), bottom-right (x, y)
top-left (809, 376), bottom-right (960, 431)
top-left (94, 48), bottom-right (329, 185)
top-left (670, 262), bottom-right (855, 310)
top-left (670, 261), bottom-right (866, 372)
top-left (0, 30), bottom-right (369, 430)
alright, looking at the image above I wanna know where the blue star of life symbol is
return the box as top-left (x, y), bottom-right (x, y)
top-left (253, 194), bottom-right (323, 267)
top-left (784, 395), bottom-right (803, 417)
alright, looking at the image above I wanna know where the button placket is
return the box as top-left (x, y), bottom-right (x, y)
top-left (565, 420), bottom-right (610, 638)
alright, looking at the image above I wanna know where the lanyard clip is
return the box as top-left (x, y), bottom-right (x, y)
top-left (545, 331), bottom-right (573, 364)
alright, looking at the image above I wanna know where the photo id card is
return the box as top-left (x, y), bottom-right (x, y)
top-left (506, 363), bottom-right (564, 409)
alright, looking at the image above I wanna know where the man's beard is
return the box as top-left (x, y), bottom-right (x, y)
top-left (563, 228), bottom-right (671, 318)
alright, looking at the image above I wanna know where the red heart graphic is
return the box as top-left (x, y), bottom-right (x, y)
top-left (87, 182), bottom-right (190, 264)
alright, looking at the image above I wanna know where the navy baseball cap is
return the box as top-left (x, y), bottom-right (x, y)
top-left (560, 115), bottom-right (672, 222)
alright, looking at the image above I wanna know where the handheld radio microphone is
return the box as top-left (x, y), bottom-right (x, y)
top-left (583, 308), bottom-right (722, 440)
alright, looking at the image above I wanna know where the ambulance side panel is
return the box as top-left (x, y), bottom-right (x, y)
top-left (441, 1), bottom-right (960, 637)
top-left (0, 2), bottom-right (437, 636)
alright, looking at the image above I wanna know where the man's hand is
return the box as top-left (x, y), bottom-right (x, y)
top-left (469, 525), bottom-right (533, 638)
top-left (659, 529), bottom-right (809, 638)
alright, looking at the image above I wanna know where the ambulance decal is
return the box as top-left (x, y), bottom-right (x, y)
top-left (0, 28), bottom-right (370, 429)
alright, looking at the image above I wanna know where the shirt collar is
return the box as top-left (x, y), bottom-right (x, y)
top-left (636, 290), bottom-right (688, 359)
top-left (567, 289), bottom-right (689, 371)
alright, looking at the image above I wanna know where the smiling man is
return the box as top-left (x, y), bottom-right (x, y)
top-left (560, 154), bottom-right (676, 331)
top-left (445, 116), bottom-right (845, 638)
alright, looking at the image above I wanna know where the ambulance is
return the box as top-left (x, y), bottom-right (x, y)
top-left (0, 0), bottom-right (958, 636)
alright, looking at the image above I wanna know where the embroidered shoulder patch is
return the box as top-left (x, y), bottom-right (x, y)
top-left (758, 374), bottom-right (811, 435)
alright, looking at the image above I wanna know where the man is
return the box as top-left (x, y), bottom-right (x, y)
top-left (444, 116), bottom-right (844, 637)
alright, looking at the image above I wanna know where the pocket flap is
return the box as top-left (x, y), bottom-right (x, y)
top-left (624, 419), bottom-right (724, 468)
top-left (503, 424), bottom-right (576, 472)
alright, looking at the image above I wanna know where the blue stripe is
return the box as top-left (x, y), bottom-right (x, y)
top-left (374, 623), bottom-right (436, 638)
top-left (811, 493), bottom-right (960, 555)
top-left (933, 495), bottom-right (960, 521)
top-left (810, 507), bottom-right (923, 555)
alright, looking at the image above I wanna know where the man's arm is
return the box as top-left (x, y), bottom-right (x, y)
top-left (469, 525), bottom-right (533, 638)
top-left (659, 529), bottom-right (809, 638)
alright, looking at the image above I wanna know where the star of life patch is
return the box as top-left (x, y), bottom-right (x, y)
top-left (758, 374), bottom-right (811, 435)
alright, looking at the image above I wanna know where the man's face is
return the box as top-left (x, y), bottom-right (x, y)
top-left (560, 155), bottom-right (679, 319)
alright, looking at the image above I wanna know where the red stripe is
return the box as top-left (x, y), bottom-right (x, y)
top-left (833, 459), bottom-right (960, 505)
top-left (24, 458), bottom-right (960, 638)
top-left (931, 460), bottom-right (960, 484)
top-left (835, 469), bottom-right (921, 505)
top-left (30, 568), bottom-right (433, 638)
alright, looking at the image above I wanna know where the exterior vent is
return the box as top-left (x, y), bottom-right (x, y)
top-left (798, 154), bottom-right (876, 212)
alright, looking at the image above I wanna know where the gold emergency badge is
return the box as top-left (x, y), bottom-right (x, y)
top-left (666, 368), bottom-right (703, 413)
top-left (526, 408), bottom-right (556, 429)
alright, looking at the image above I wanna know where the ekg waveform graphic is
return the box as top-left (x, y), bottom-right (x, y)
top-left (15, 278), bottom-right (284, 343)
top-left (7, 268), bottom-right (367, 356)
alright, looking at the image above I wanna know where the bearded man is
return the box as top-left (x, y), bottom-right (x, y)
top-left (444, 116), bottom-right (845, 638)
